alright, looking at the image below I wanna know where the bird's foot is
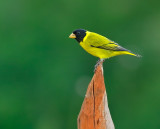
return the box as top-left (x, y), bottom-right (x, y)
top-left (94, 59), bottom-right (104, 72)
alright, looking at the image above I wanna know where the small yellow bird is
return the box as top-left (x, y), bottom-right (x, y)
top-left (69, 29), bottom-right (140, 70)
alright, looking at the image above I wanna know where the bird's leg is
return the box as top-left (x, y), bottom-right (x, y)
top-left (94, 59), bottom-right (105, 72)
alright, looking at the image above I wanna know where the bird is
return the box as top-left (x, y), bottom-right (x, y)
top-left (69, 29), bottom-right (140, 71)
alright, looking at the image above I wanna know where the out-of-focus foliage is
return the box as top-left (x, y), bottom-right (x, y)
top-left (0, 0), bottom-right (160, 129)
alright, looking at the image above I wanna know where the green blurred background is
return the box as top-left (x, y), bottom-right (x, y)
top-left (0, 0), bottom-right (160, 129)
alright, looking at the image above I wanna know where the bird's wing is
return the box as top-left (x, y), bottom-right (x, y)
top-left (90, 42), bottom-right (128, 51)
top-left (88, 33), bottom-right (128, 51)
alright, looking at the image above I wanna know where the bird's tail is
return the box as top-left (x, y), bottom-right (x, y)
top-left (125, 51), bottom-right (142, 57)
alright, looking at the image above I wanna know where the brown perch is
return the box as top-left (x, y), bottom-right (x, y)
top-left (77, 62), bottom-right (115, 129)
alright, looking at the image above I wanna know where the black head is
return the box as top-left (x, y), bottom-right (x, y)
top-left (69, 29), bottom-right (86, 42)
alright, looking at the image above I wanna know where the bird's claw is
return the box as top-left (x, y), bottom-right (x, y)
top-left (94, 59), bottom-right (104, 72)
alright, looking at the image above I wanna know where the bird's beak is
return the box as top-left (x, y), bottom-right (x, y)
top-left (69, 33), bottom-right (76, 38)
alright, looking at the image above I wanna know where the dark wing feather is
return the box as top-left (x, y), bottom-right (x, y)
top-left (90, 43), bottom-right (128, 51)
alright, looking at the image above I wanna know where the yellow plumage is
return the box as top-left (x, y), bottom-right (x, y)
top-left (80, 31), bottom-right (137, 59)
top-left (69, 29), bottom-right (139, 60)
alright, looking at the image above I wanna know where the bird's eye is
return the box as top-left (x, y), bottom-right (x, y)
top-left (77, 32), bottom-right (80, 35)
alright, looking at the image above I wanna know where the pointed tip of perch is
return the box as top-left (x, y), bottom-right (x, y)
top-left (94, 61), bottom-right (103, 75)
top-left (77, 62), bottom-right (115, 129)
